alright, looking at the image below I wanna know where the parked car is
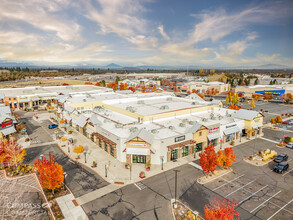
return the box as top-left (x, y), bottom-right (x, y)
top-left (273, 162), bottom-right (289, 174)
top-left (282, 121), bottom-right (290, 125)
top-left (274, 153), bottom-right (288, 163)
top-left (48, 124), bottom-right (58, 129)
top-left (286, 142), bottom-right (293, 149)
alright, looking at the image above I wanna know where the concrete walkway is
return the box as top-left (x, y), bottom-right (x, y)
top-left (56, 194), bottom-right (88, 220)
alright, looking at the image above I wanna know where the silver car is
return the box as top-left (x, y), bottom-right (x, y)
top-left (286, 142), bottom-right (293, 149)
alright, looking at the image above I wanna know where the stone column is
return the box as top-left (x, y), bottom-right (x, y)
top-left (189, 145), bottom-right (193, 155)
top-left (114, 148), bottom-right (117, 159)
top-left (236, 132), bottom-right (239, 139)
top-left (167, 151), bottom-right (171, 162)
top-left (126, 154), bottom-right (131, 164)
top-left (178, 148), bottom-right (182, 158)
top-left (223, 135), bottom-right (226, 143)
top-left (107, 144), bottom-right (110, 153)
top-left (146, 155), bottom-right (151, 164)
top-left (259, 127), bottom-right (262, 134)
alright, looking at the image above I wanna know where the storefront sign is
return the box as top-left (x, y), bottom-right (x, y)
top-left (175, 135), bottom-right (185, 142)
top-left (1, 121), bottom-right (12, 128)
top-left (226, 124), bottom-right (236, 129)
top-left (128, 142), bottom-right (148, 147)
top-left (208, 128), bottom-right (218, 133)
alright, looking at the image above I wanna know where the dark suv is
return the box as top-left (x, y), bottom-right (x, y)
top-left (273, 162), bottom-right (289, 174)
top-left (274, 153), bottom-right (288, 163)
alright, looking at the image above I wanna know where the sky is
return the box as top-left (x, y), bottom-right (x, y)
top-left (0, 0), bottom-right (293, 67)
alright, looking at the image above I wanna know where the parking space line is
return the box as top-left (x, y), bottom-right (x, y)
top-left (225, 180), bottom-right (255, 198)
top-left (212, 174), bottom-right (245, 191)
top-left (267, 198), bottom-right (293, 220)
top-left (259, 137), bottom-right (279, 144)
top-left (250, 191), bottom-right (281, 213)
top-left (282, 168), bottom-right (293, 176)
top-left (239, 185), bottom-right (268, 204)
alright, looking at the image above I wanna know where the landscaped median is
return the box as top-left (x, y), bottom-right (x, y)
top-left (171, 199), bottom-right (200, 220)
top-left (243, 149), bottom-right (277, 166)
top-left (197, 144), bottom-right (236, 185)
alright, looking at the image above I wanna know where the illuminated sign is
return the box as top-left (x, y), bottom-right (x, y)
top-left (208, 128), bottom-right (218, 133)
top-left (255, 90), bottom-right (285, 96)
top-left (128, 142), bottom-right (148, 147)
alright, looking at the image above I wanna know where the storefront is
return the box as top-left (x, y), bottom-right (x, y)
top-left (126, 148), bottom-right (150, 164)
top-left (208, 132), bottom-right (220, 146)
top-left (93, 132), bottom-right (117, 158)
top-left (223, 126), bottom-right (240, 143)
top-left (167, 139), bottom-right (196, 162)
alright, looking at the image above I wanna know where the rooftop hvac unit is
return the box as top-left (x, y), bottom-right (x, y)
top-left (129, 127), bottom-right (138, 133)
top-left (104, 119), bottom-right (110, 123)
top-left (202, 118), bottom-right (208, 122)
top-left (169, 126), bottom-right (175, 130)
top-left (166, 97), bottom-right (172, 101)
top-left (151, 129), bottom-right (158, 134)
top-left (115, 124), bottom-right (123, 128)
top-left (189, 121), bottom-right (195, 125)
top-left (182, 119), bottom-right (189, 123)
top-left (137, 100), bottom-right (145, 104)
top-left (179, 123), bottom-right (185, 127)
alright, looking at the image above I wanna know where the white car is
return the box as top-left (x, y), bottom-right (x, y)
top-left (286, 142), bottom-right (293, 149)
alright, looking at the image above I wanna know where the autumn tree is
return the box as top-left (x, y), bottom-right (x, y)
top-left (232, 93), bottom-right (239, 105)
top-left (200, 144), bottom-right (218, 175)
top-left (73, 145), bottom-right (84, 159)
top-left (204, 197), bottom-right (239, 220)
top-left (226, 93), bottom-right (231, 105)
top-left (198, 93), bottom-right (205, 99)
top-left (281, 93), bottom-right (293, 103)
top-left (250, 99), bottom-right (255, 109)
top-left (34, 155), bottom-right (64, 195)
top-left (223, 147), bottom-right (236, 168)
top-left (217, 150), bottom-right (225, 168)
top-left (228, 104), bottom-right (241, 110)
top-left (1, 140), bottom-right (26, 169)
top-left (263, 93), bottom-right (273, 100)
top-left (275, 115), bottom-right (283, 124)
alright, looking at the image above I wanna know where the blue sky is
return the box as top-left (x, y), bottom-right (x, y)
top-left (0, 0), bottom-right (293, 67)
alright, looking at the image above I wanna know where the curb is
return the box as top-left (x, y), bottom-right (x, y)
top-left (196, 168), bottom-right (232, 185)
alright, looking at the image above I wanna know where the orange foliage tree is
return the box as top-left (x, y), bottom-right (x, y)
top-left (263, 93), bottom-right (273, 100)
top-left (200, 144), bottom-right (218, 175)
top-left (84, 82), bottom-right (93, 85)
top-left (198, 93), bottom-right (205, 99)
top-left (228, 104), bottom-right (241, 110)
top-left (223, 147), bottom-right (236, 168)
top-left (204, 197), bottom-right (239, 220)
top-left (34, 155), bottom-right (64, 195)
top-left (95, 82), bottom-right (103, 87)
top-left (1, 140), bottom-right (26, 169)
top-left (252, 93), bottom-right (262, 99)
top-left (128, 87), bottom-right (136, 93)
top-left (275, 115), bottom-right (283, 124)
top-left (192, 89), bottom-right (196, 93)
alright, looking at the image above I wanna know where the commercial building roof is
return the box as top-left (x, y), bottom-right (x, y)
top-left (75, 115), bottom-right (88, 128)
top-left (233, 109), bottom-right (262, 121)
top-left (1, 126), bottom-right (16, 136)
top-left (125, 129), bottom-right (154, 144)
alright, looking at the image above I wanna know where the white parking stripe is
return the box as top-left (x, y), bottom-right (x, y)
top-left (282, 168), bottom-right (293, 176)
top-left (212, 175), bottom-right (245, 191)
top-left (259, 137), bottom-right (279, 144)
top-left (250, 191), bottom-right (282, 213)
top-left (239, 185), bottom-right (268, 204)
top-left (267, 198), bottom-right (293, 220)
top-left (225, 180), bottom-right (256, 197)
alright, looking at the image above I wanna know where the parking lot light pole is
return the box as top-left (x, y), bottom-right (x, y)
top-left (173, 169), bottom-right (180, 208)
top-left (160, 156), bottom-right (164, 170)
top-left (63, 172), bottom-right (67, 190)
top-left (130, 163), bottom-right (132, 180)
top-left (105, 163), bottom-right (109, 178)
top-left (83, 151), bottom-right (87, 163)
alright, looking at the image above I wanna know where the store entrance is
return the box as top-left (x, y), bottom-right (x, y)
top-left (132, 155), bottom-right (146, 164)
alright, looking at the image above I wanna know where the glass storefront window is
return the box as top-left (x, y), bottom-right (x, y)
top-left (110, 146), bottom-right (115, 157)
top-left (182, 146), bottom-right (189, 157)
top-left (99, 139), bottom-right (102, 148)
top-left (104, 143), bottom-right (108, 151)
top-left (132, 155), bottom-right (146, 163)
top-left (226, 133), bottom-right (235, 142)
top-left (171, 149), bottom-right (178, 160)
top-left (195, 143), bottom-right (202, 152)
top-left (208, 139), bottom-right (218, 146)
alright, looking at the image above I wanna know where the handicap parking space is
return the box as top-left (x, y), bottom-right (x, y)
top-left (203, 172), bottom-right (293, 220)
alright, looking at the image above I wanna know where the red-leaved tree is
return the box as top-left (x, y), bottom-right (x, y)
top-left (204, 197), bottom-right (239, 220)
top-left (34, 155), bottom-right (64, 195)
top-left (200, 144), bottom-right (218, 175)
top-left (224, 147), bottom-right (236, 168)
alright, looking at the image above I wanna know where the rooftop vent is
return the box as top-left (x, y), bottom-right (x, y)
top-left (169, 126), bottom-right (175, 130)
top-left (192, 102), bottom-right (198, 105)
top-left (189, 121), bottom-right (195, 125)
top-left (151, 129), bottom-right (158, 134)
top-left (160, 105), bottom-right (169, 110)
top-left (129, 127), bottom-right (138, 133)
top-left (126, 106), bottom-right (136, 113)
top-left (115, 123), bottom-right (123, 128)
top-left (182, 119), bottom-right (189, 123)
top-left (179, 123), bottom-right (185, 127)
top-left (202, 118), bottom-right (208, 122)
top-left (137, 100), bottom-right (144, 104)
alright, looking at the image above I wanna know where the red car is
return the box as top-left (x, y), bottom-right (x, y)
top-left (282, 121), bottom-right (290, 125)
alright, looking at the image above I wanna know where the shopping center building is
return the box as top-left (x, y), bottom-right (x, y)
top-left (56, 91), bottom-right (264, 166)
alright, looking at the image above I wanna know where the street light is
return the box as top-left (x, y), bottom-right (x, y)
top-left (105, 163), bottom-right (109, 178)
top-left (68, 142), bottom-right (70, 153)
top-left (129, 163), bottom-right (132, 180)
top-left (83, 151), bottom-right (87, 163)
top-left (160, 156), bottom-right (164, 170)
top-left (173, 169), bottom-right (180, 208)
top-left (63, 172), bottom-right (67, 191)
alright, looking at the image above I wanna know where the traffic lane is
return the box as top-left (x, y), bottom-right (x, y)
top-left (40, 119), bottom-right (64, 137)
top-left (21, 117), bottom-right (53, 143)
top-left (24, 144), bottom-right (109, 198)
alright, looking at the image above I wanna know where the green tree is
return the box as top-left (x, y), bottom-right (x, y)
top-left (254, 78), bottom-right (259, 85)
top-left (115, 76), bottom-right (120, 83)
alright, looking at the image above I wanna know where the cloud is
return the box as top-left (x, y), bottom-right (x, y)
top-left (0, 0), bottom-right (81, 42)
top-left (189, 2), bottom-right (293, 44)
top-left (158, 25), bottom-right (170, 41)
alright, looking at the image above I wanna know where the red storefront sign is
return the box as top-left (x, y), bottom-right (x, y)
top-left (1, 121), bottom-right (12, 127)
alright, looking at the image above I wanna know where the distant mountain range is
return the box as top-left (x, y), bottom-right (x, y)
top-left (0, 60), bottom-right (292, 70)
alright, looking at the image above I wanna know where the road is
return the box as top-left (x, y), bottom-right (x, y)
top-left (22, 113), bottom-right (109, 198)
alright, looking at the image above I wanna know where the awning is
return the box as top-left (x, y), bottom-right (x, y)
top-left (86, 128), bottom-right (94, 135)
top-left (1, 126), bottom-right (16, 136)
top-left (207, 132), bottom-right (221, 140)
top-left (223, 126), bottom-right (240, 135)
top-left (252, 124), bottom-right (262, 129)
top-left (126, 148), bottom-right (150, 155)
top-left (18, 99), bottom-right (30, 103)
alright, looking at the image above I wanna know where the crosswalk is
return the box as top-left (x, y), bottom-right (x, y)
top-left (16, 175), bottom-right (40, 191)
top-left (134, 182), bottom-right (147, 190)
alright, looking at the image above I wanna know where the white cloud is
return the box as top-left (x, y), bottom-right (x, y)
top-left (257, 53), bottom-right (281, 63)
top-left (158, 25), bottom-right (170, 41)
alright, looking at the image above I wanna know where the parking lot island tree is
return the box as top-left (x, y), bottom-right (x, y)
top-left (200, 144), bottom-right (218, 175)
top-left (34, 155), bottom-right (64, 195)
top-left (204, 197), bottom-right (239, 220)
top-left (1, 140), bottom-right (26, 170)
top-left (223, 147), bottom-right (236, 168)
top-left (73, 145), bottom-right (84, 159)
top-left (250, 99), bottom-right (255, 109)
